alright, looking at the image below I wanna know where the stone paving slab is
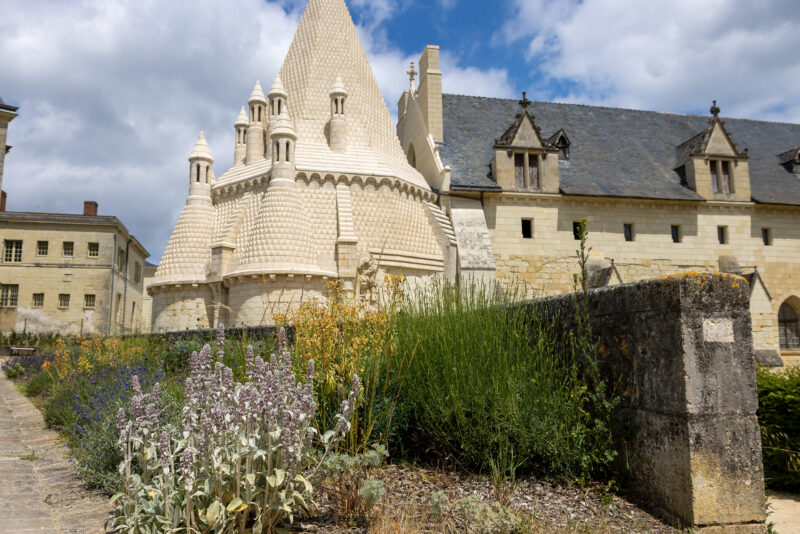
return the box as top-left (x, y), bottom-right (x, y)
top-left (0, 372), bottom-right (110, 534)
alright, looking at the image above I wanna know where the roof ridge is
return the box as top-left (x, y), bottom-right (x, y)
top-left (442, 93), bottom-right (800, 126)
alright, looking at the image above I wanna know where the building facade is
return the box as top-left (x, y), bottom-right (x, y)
top-left (0, 201), bottom-right (150, 335)
top-left (149, 0), bottom-right (456, 331)
top-left (397, 46), bottom-right (800, 366)
top-left (0, 96), bottom-right (18, 212)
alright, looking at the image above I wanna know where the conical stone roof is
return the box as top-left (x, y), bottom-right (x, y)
top-left (249, 81), bottom-right (267, 103)
top-left (235, 107), bottom-right (249, 126)
top-left (278, 0), bottom-right (415, 174)
top-left (189, 131), bottom-right (213, 161)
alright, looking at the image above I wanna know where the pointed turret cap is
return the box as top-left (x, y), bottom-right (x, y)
top-left (248, 81), bottom-right (267, 104)
top-left (234, 107), bottom-right (248, 127)
top-left (268, 74), bottom-right (288, 99)
top-left (189, 131), bottom-right (214, 162)
top-left (329, 74), bottom-right (347, 96)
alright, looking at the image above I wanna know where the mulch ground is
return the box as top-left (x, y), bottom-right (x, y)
top-left (297, 464), bottom-right (681, 533)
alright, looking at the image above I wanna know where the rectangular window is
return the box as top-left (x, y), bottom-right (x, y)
top-left (0, 284), bottom-right (19, 307)
top-left (623, 223), bottom-right (634, 242)
top-left (63, 241), bottom-right (74, 257)
top-left (717, 226), bottom-right (728, 245)
top-left (521, 219), bottom-right (533, 239)
top-left (88, 242), bottom-right (99, 258)
top-left (134, 262), bottom-right (142, 283)
top-left (529, 154), bottom-right (540, 189)
top-left (762, 228), bottom-right (772, 246)
top-left (671, 225), bottom-right (681, 243)
top-left (721, 161), bottom-right (732, 193)
top-left (58, 293), bottom-right (70, 308)
top-left (37, 241), bottom-right (48, 256)
top-left (117, 248), bottom-right (125, 272)
top-left (572, 221), bottom-right (582, 240)
top-left (4, 240), bottom-right (22, 262)
top-left (32, 293), bottom-right (44, 308)
top-left (84, 294), bottom-right (96, 308)
top-left (514, 153), bottom-right (525, 190)
top-left (710, 160), bottom-right (720, 193)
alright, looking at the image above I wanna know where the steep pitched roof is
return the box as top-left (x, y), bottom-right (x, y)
top-left (440, 94), bottom-right (800, 204)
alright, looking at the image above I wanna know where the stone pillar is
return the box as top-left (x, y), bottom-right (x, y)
top-left (536, 273), bottom-right (766, 533)
top-left (418, 45), bottom-right (443, 143)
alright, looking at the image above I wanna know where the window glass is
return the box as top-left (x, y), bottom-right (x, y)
top-left (717, 226), bottom-right (727, 244)
top-left (84, 294), bottom-right (96, 308)
top-left (671, 225), bottom-right (681, 243)
top-left (779, 303), bottom-right (800, 350)
top-left (58, 294), bottom-right (70, 308)
top-left (0, 284), bottom-right (19, 306)
top-left (514, 153), bottom-right (525, 189)
top-left (63, 241), bottom-right (74, 257)
top-left (37, 241), bottom-right (48, 256)
top-left (88, 242), bottom-right (99, 257)
top-left (4, 240), bottom-right (22, 262)
top-left (624, 224), bottom-right (634, 242)
top-left (762, 228), bottom-right (771, 246)
top-left (32, 293), bottom-right (44, 308)
top-left (710, 160), bottom-right (720, 193)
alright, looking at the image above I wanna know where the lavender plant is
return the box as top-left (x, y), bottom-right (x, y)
top-left (109, 326), bottom-right (359, 534)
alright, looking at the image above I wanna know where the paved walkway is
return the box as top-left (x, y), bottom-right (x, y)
top-left (0, 371), bottom-right (109, 534)
top-left (769, 490), bottom-right (800, 534)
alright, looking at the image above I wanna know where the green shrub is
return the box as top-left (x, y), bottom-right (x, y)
top-left (395, 281), bottom-right (614, 479)
top-left (22, 371), bottom-right (53, 397)
top-left (758, 366), bottom-right (800, 490)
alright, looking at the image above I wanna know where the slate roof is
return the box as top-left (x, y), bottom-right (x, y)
top-left (440, 94), bottom-right (800, 205)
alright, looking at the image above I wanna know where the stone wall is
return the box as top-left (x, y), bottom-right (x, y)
top-left (488, 193), bottom-right (800, 360)
top-left (534, 273), bottom-right (766, 532)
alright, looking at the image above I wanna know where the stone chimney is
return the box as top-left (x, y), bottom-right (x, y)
top-left (418, 45), bottom-right (443, 143)
top-left (0, 191), bottom-right (6, 212)
top-left (83, 200), bottom-right (98, 216)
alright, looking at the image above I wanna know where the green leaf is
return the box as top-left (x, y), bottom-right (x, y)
top-left (206, 500), bottom-right (224, 526)
top-left (245, 473), bottom-right (256, 486)
top-left (226, 498), bottom-right (247, 513)
top-left (266, 475), bottom-right (277, 488)
top-left (274, 469), bottom-right (286, 487)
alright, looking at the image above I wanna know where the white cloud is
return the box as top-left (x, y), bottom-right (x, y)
top-left (499, 0), bottom-right (800, 122)
top-left (0, 0), bottom-right (513, 263)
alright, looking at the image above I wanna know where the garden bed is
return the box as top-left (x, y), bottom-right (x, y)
top-left (304, 464), bottom-right (677, 533)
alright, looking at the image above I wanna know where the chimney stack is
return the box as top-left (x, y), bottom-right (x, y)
top-left (83, 200), bottom-right (98, 216)
top-left (0, 191), bottom-right (6, 212)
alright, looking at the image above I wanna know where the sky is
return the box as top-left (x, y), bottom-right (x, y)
top-left (2, 0), bottom-right (799, 263)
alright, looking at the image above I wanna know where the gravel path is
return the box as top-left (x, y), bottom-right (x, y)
top-left (0, 371), bottom-right (110, 534)
top-left (769, 491), bottom-right (800, 534)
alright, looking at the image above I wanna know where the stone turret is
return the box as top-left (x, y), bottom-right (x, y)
top-left (269, 95), bottom-right (297, 180)
top-left (188, 131), bottom-right (213, 206)
top-left (245, 81), bottom-right (267, 165)
top-left (267, 75), bottom-right (288, 159)
top-left (233, 107), bottom-right (248, 166)
top-left (329, 74), bottom-right (348, 152)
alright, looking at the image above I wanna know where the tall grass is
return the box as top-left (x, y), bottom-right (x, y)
top-left (395, 281), bottom-right (609, 478)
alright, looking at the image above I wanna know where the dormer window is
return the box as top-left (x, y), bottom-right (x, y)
top-left (513, 151), bottom-right (540, 190)
top-left (547, 129), bottom-right (571, 161)
top-left (709, 159), bottom-right (733, 194)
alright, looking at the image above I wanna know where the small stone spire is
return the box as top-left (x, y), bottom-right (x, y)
top-left (270, 95), bottom-right (297, 178)
top-left (246, 81), bottom-right (267, 165)
top-left (188, 131), bottom-right (213, 205)
top-left (233, 107), bottom-right (248, 166)
top-left (329, 74), bottom-right (348, 152)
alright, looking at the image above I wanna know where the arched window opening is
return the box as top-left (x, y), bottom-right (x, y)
top-left (196, 164), bottom-right (201, 182)
top-left (250, 106), bottom-right (254, 122)
top-left (340, 98), bottom-right (344, 115)
top-left (205, 166), bottom-right (209, 182)
top-left (407, 143), bottom-right (416, 169)
top-left (779, 302), bottom-right (800, 350)
top-left (258, 106), bottom-right (261, 122)
top-left (277, 99), bottom-right (282, 115)
top-left (285, 141), bottom-right (291, 162)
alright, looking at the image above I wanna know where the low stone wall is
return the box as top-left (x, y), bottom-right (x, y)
top-left (534, 273), bottom-right (766, 533)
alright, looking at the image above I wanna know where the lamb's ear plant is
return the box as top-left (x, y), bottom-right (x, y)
top-left (108, 325), bottom-right (360, 534)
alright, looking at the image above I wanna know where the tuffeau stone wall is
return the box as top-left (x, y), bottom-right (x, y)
top-left (534, 272), bottom-right (766, 533)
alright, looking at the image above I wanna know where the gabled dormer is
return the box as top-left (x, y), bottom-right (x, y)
top-left (676, 101), bottom-right (751, 202)
top-left (492, 93), bottom-right (560, 193)
top-left (546, 129), bottom-right (571, 161)
top-left (778, 147), bottom-right (800, 175)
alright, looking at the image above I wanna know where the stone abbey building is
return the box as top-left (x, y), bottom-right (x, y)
top-left (153, 0), bottom-right (800, 365)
